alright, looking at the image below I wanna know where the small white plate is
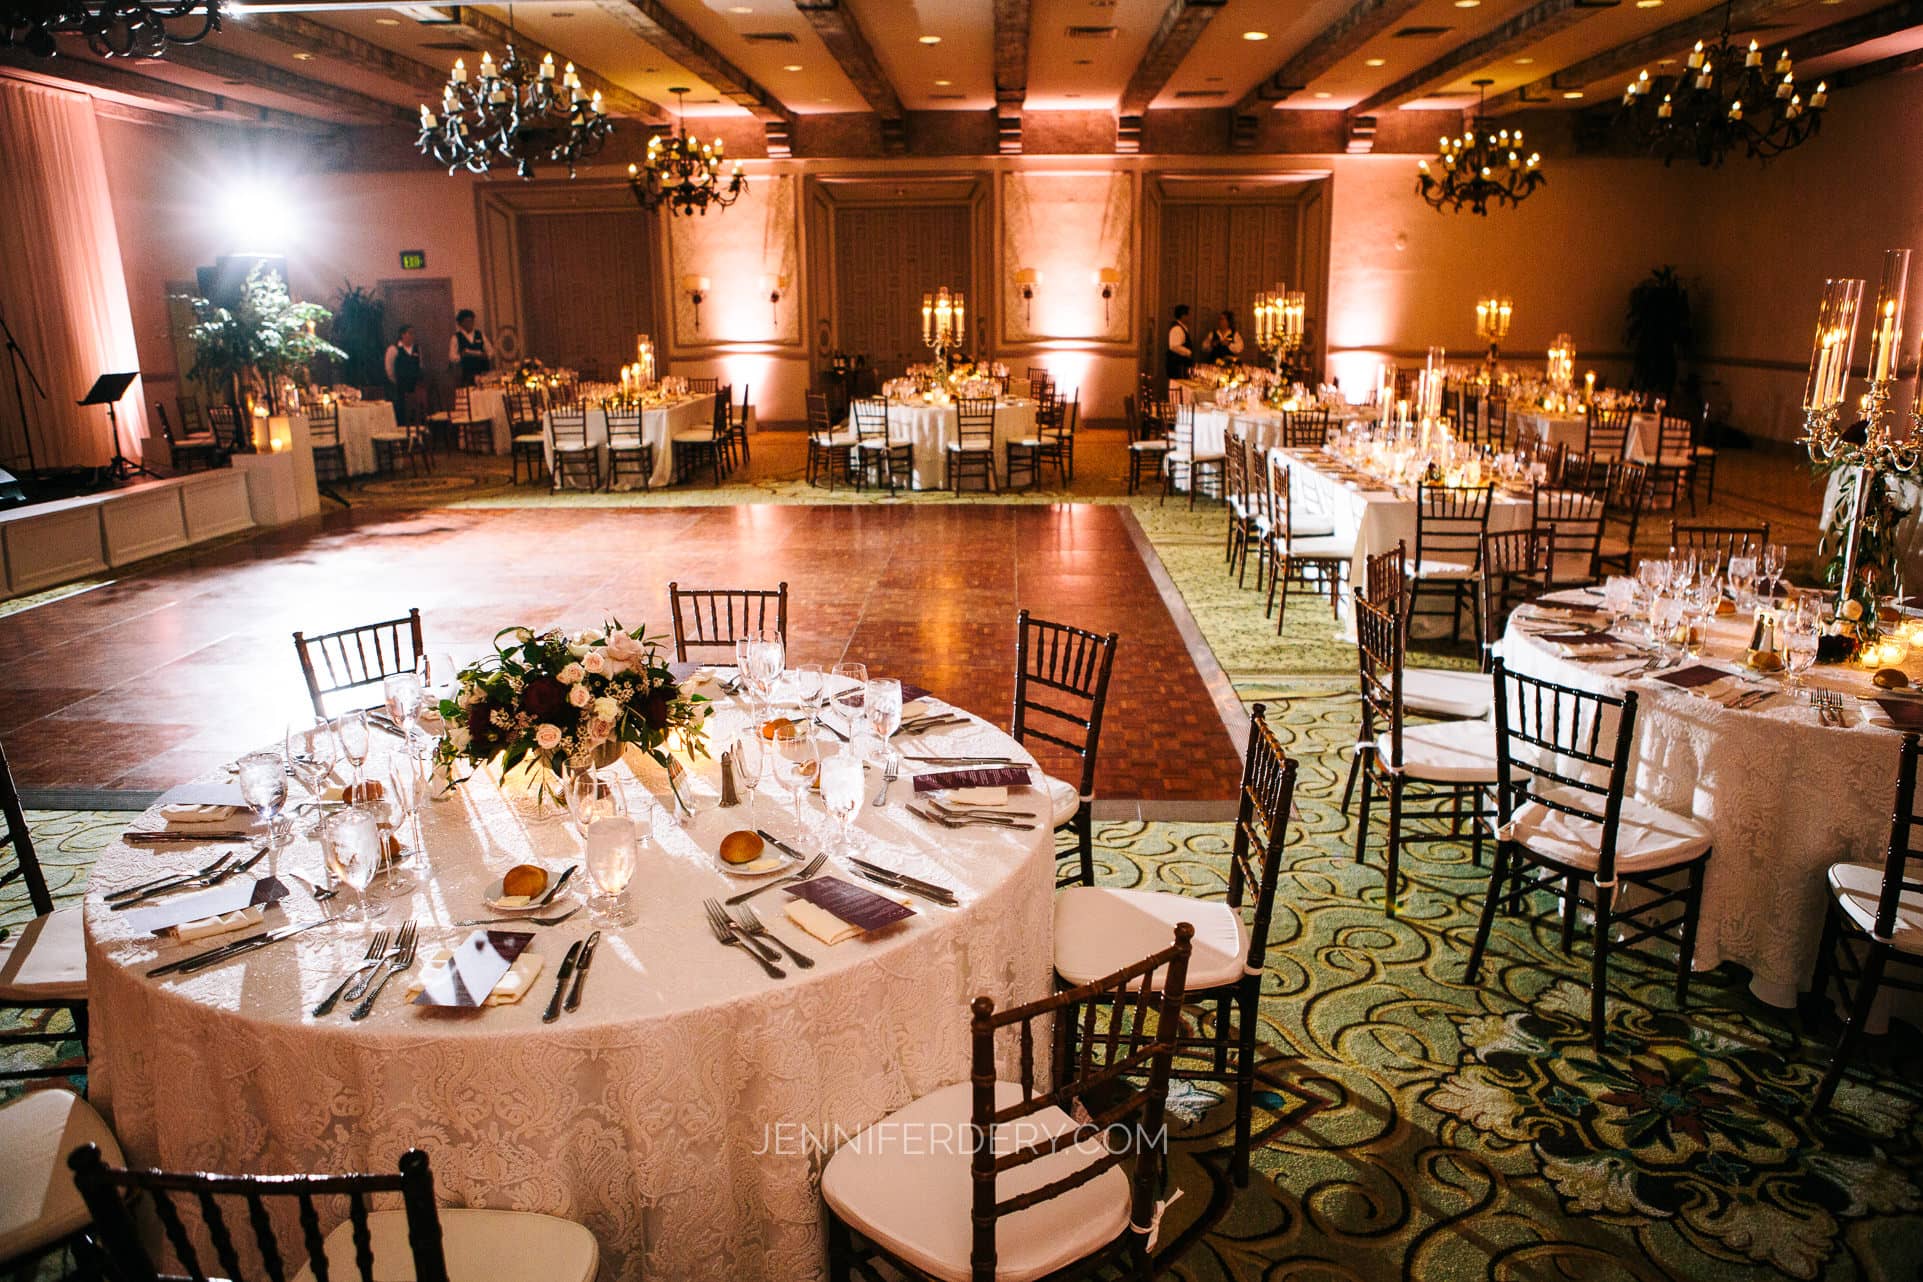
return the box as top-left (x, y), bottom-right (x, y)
top-left (482, 873), bottom-right (566, 913)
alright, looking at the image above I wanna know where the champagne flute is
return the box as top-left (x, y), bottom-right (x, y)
top-left (1763, 542), bottom-right (1788, 599)
top-left (324, 805), bottom-right (387, 923)
top-left (732, 729), bottom-right (766, 825)
top-left (584, 815), bottom-right (638, 927)
top-left (237, 751), bottom-right (289, 854)
top-left (375, 756), bottom-right (425, 897)
top-left (818, 748), bottom-right (864, 857)
top-left (337, 710), bottom-right (371, 786)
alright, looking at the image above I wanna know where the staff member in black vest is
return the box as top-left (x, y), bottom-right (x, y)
top-left (1166, 305), bottom-right (1194, 382)
top-left (448, 309), bottom-right (496, 387)
top-left (385, 325), bottom-right (424, 426)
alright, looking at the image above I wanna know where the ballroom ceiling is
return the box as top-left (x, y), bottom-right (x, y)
top-left (3, 0), bottom-right (1920, 150)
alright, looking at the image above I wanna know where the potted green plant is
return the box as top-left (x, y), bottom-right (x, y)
top-left (181, 264), bottom-right (345, 435)
top-left (1625, 266), bottom-right (1693, 400)
top-left (329, 282), bottom-right (386, 393)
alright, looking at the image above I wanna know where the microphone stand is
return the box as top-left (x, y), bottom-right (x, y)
top-left (0, 305), bottom-right (45, 480)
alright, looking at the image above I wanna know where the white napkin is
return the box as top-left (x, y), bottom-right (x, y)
top-left (161, 803), bottom-right (246, 830)
top-left (784, 893), bottom-right (913, 946)
top-left (1555, 640), bottom-right (1626, 659)
top-left (944, 786), bottom-right (1010, 806)
top-left (171, 904), bottom-right (266, 942)
top-left (404, 947), bottom-right (546, 1006)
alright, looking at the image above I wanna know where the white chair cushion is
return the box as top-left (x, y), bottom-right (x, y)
top-left (1402, 667), bottom-right (1493, 719)
top-left (1827, 862), bottom-right (1923, 954)
top-left (1041, 773), bottom-right (1080, 829)
top-left (1377, 719), bottom-right (1498, 783)
top-left (0, 1088), bottom-right (122, 1261)
top-left (821, 1080), bottom-right (1130, 1282)
top-left (1053, 886), bottom-right (1249, 991)
top-left (1010, 437), bottom-right (1045, 448)
top-left (1410, 556), bottom-right (1479, 580)
top-left (1657, 453), bottom-right (1695, 468)
top-left (1287, 534), bottom-right (1355, 559)
top-left (0, 906), bottom-right (86, 1002)
top-left (945, 441), bottom-right (994, 453)
top-left (1167, 449), bottom-right (1224, 464)
top-left (1128, 440), bottom-right (1171, 452)
top-left (812, 431), bottom-right (858, 447)
top-left (293, 1207), bottom-right (598, 1282)
top-left (1499, 783), bottom-right (1712, 874)
top-left (511, 432), bottom-right (545, 444)
top-left (368, 432), bottom-right (409, 444)
top-left (671, 429), bottom-right (716, 443)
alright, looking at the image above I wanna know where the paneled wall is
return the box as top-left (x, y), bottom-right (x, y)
top-left (1159, 202), bottom-right (1300, 352)
top-left (517, 208), bottom-right (658, 377)
top-left (832, 204), bottom-right (973, 375)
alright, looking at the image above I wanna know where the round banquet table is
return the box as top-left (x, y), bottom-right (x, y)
top-left (1510, 407), bottom-right (1659, 461)
top-left (865, 397), bottom-right (1036, 489)
top-left (541, 395), bottom-right (715, 489)
top-left (84, 686), bottom-right (1055, 1281)
top-left (1501, 604), bottom-right (1906, 1008)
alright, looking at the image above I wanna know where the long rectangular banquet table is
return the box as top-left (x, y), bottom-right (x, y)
top-left (1511, 408), bottom-right (1659, 460)
top-left (1279, 448), bottom-right (1535, 634)
top-left (851, 398), bottom-right (1037, 489)
top-left (84, 683), bottom-right (1056, 1281)
top-left (543, 395), bottom-right (714, 488)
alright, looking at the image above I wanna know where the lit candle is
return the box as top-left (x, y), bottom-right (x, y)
top-left (1687, 40), bottom-right (1704, 69)
top-left (955, 293), bottom-right (965, 342)
top-left (540, 53), bottom-right (556, 79)
top-left (452, 57), bottom-right (467, 84)
top-left (1875, 300), bottom-right (1896, 382)
top-left (1746, 39), bottom-right (1762, 68)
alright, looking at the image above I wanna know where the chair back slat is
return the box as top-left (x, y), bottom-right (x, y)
top-left (1491, 660), bottom-right (1639, 882)
top-left (956, 397), bottom-right (997, 447)
top-left (1669, 520), bottom-right (1770, 572)
top-left (1414, 482), bottom-right (1494, 568)
top-left (1225, 704), bottom-right (1299, 959)
top-left (667, 582), bottom-right (789, 661)
top-left (1224, 432), bottom-right (1249, 509)
top-left (1533, 484), bottom-right (1604, 584)
top-left (548, 407), bottom-right (590, 450)
top-left (306, 407), bottom-right (340, 446)
top-left (605, 407), bottom-right (645, 448)
top-left (1362, 539), bottom-right (1406, 610)
top-left (851, 397), bottom-right (890, 445)
top-left (1584, 405), bottom-right (1635, 457)
top-left (806, 391), bottom-right (834, 437)
top-left (1011, 610), bottom-right (1118, 799)
top-left (1282, 408), bottom-right (1330, 448)
top-left (1355, 596), bottom-right (1404, 764)
top-left (292, 609), bottom-right (424, 719)
top-left (1480, 527), bottom-right (1554, 666)
top-left (0, 739), bottom-right (53, 918)
top-left (68, 1145), bottom-right (452, 1282)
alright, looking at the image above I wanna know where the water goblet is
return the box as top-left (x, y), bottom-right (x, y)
top-left (1784, 617), bottom-right (1820, 691)
top-left (818, 748), bottom-right (865, 857)
top-left (336, 710), bottom-right (371, 785)
top-left (238, 751), bottom-right (290, 853)
top-left (830, 662), bottom-right (867, 729)
top-left (584, 815), bottom-right (638, 927)
top-left (323, 805), bottom-right (387, 923)
top-left (767, 718), bottom-right (819, 820)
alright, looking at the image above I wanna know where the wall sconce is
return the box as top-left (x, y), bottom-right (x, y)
top-left (682, 274), bottom-right (710, 332)
top-left (759, 273), bottom-right (789, 324)
top-left (1095, 267), bottom-right (1120, 326)
top-left (1014, 268), bottom-right (1041, 326)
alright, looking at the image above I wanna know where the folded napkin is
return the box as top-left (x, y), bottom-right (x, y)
top-left (913, 767), bottom-right (1032, 794)
top-left (172, 904), bottom-right (266, 943)
top-left (161, 803), bottom-right (248, 831)
top-left (1555, 640), bottom-right (1629, 660)
top-left (405, 947), bottom-right (545, 1006)
top-left (785, 893), bottom-right (913, 945)
top-left (944, 787), bottom-right (1010, 807)
top-left (1526, 605), bottom-right (1609, 625)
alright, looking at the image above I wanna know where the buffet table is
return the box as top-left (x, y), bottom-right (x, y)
top-left (869, 397), bottom-right (1037, 489)
top-left (84, 687), bottom-right (1055, 1281)
top-left (1501, 604), bottom-right (1906, 1008)
top-left (542, 396), bottom-right (714, 488)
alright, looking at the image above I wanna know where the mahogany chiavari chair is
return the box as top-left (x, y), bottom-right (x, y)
top-left (1597, 459), bottom-right (1651, 578)
top-left (507, 386), bottom-right (546, 485)
top-left (547, 404), bottom-right (600, 492)
top-left (0, 737), bottom-right (87, 1085)
top-left (604, 403), bottom-right (654, 491)
top-left (686, 376), bottom-right (719, 396)
top-left (69, 1145), bottom-right (597, 1282)
top-left (1532, 483), bottom-right (1605, 588)
top-left (1668, 520), bottom-right (1770, 573)
top-left (1013, 609), bottom-right (1119, 889)
top-left (1648, 407), bottom-right (1698, 510)
top-left (824, 925), bottom-right (1192, 1282)
top-left (1161, 403), bottom-right (1224, 509)
top-left (1405, 482), bottom-right (1495, 648)
top-left (205, 402), bottom-right (246, 454)
top-left (154, 402), bottom-right (222, 473)
top-left (1054, 703), bottom-right (1299, 1185)
top-left (441, 385), bottom-right (493, 454)
top-left (1223, 431), bottom-right (1256, 576)
top-left (1582, 404), bottom-right (1636, 461)
top-left (1126, 395), bottom-right (1171, 496)
top-left (291, 608), bottom-right (425, 719)
top-left (1264, 455), bottom-right (1352, 627)
top-left (304, 401), bottom-right (348, 490)
top-left (947, 396), bottom-right (999, 493)
top-left (1465, 661), bottom-right (1713, 1049)
top-left (1282, 407), bottom-right (1332, 449)
top-left (0, 1088), bottom-right (120, 1273)
top-left (669, 384), bottom-right (732, 486)
top-left (805, 390), bottom-right (855, 489)
top-left (1810, 731), bottom-right (1923, 1109)
top-left (851, 396), bottom-right (911, 493)
top-left (667, 581), bottom-right (788, 663)
top-left (1479, 527), bottom-right (1555, 669)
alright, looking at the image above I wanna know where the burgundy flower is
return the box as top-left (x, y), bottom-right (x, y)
top-left (642, 691), bottom-right (673, 730)
top-left (522, 676), bottom-right (568, 720)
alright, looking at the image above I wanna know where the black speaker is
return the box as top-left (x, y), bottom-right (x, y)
top-left (194, 255), bottom-right (288, 309)
top-left (0, 466), bottom-right (24, 507)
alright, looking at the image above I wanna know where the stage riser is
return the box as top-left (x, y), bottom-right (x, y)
top-left (0, 469), bottom-right (255, 599)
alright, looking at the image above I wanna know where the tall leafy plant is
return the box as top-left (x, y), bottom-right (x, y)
top-left (181, 265), bottom-right (345, 425)
top-left (330, 282), bottom-right (386, 390)
top-left (1625, 266), bottom-right (1693, 399)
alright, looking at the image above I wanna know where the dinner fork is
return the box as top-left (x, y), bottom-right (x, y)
top-left (349, 922), bottom-right (418, 1020)
top-left (454, 907), bottom-right (583, 928)
top-left (703, 897), bottom-right (780, 963)
top-left (311, 929), bottom-right (391, 1017)
top-left (923, 799), bottom-right (1033, 824)
top-left (703, 899), bottom-right (783, 979)
top-left (724, 851), bottom-right (827, 905)
top-left (872, 757), bottom-right (899, 807)
top-left (106, 853), bottom-right (235, 901)
top-left (734, 903), bottom-right (813, 969)
top-left (908, 804), bottom-right (1036, 831)
top-left (108, 846), bottom-right (270, 911)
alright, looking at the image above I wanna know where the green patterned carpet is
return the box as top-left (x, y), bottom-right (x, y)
top-left (5, 447), bottom-right (1917, 1281)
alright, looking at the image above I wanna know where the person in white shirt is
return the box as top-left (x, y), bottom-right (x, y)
top-left (1166, 305), bottom-right (1194, 381)
top-left (448, 309), bottom-right (496, 387)
top-left (1202, 310), bottom-right (1245, 364)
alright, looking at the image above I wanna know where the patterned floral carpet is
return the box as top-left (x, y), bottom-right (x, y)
top-left (6, 440), bottom-right (1918, 1281)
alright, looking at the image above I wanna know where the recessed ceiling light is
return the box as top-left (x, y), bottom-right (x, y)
top-left (375, 16), bottom-right (400, 24)
top-left (728, 4), bottom-right (752, 11)
top-left (1562, 90), bottom-right (1584, 99)
top-left (934, 78), bottom-right (951, 86)
top-left (1514, 56), bottom-right (1535, 64)
top-left (1242, 30), bottom-right (1269, 41)
top-left (1454, 0), bottom-right (1480, 7)
top-left (918, 34), bottom-right (941, 44)
top-left (1313, 91), bottom-right (1332, 99)
top-left (782, 63), bottom-right (802, 71)
top-left (1365, 57), bottom-right (1386, 67)
top-left (292, 51), bottom-right (314, 60)
top-left (1635, 0), bottom-right (1662, 7)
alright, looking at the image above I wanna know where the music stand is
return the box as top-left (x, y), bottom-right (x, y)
top-left (79, 371), bottom-right (157, 484)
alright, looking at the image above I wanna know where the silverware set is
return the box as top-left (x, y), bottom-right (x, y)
top-left (703, 897), bottom-right (787, 979)
top-left (891, 713), bottom-right (966, 738)
top-left (455, 906), bottom-right (582, 928)
top-left (724, 851), bottom-right (827, 905)
top-left (735, 904), bottom-right (813, 968)
top-left (543, 930), bottom-right (599, 1022)
top-left (1717, 685), bottom-right (1776, 711)
top-left (109, 846), bottom-right (269, 911)
top-left (903, 755), bottom-right (1022, 766)
top-left (845, 858), bottom-right (957, 906)
top-left (871, 757), bottom-right (899, 807)
top-left (1812, 689), bottom-right (1849, 726)
top-left (347, 922), bottom-right (419, 1021)
top-left (907, 802), bottom-right (1036, 831)
top-left (312, 929), bottom-right (391, 1017)
top-left (146, 919), bottom-right (329, 978)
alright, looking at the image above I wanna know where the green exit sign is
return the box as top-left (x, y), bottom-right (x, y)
top-left (399, 249), bottom-right (427, 271)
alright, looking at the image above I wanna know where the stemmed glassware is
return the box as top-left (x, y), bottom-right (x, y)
top-left (747, 630), bottom-right (785, 716)
top-left (324, 805), bottom-right (387, 923)
top-left (238, 751), bottom-right (290, 854)
top-left (863, 678), bottom-right (902, 769)
top-left (793, 663), bottom-right (825, 722)
top-left (830, 662), bottom-right (866, 730)
top-left (818, 747), bottom-right (864, 857)
top-left (565, 770), bottom-right (626, 836)
top-left (286, 719), bottom-right (338, 835)
top-left (384, 672), bottom-right (427, 749)
top-left (336, 710), bottom-right (371, 785)
top-left (732, 729), bottom-right (766, 825)
top-left (375, 754), bottom-right (427, 897)
top-left (1726, 553), bottom-right (1758, 609)
top-left (767, 719), bottom-right (819, 821)
top-left (1762, 542), bottom-right (1788, 600)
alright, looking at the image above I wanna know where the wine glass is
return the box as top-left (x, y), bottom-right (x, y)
top-left (323, 804), bottom-right (386, 923)
top-left (1726, 554), bottom-right (1758, 610)
top-left (1784, 611), bottom-right (1820, 691)
top-left (336, 710), bottom-right (371, 785)
top-left (285, 721), bottom-right (335, 836)
top-left (732, 729), bottom-right (766, 825)
top-left (793, 663), bottom-right (825, 722)
top-left (237, 751), bottom-right (289, 854)
top-left (1763, 542), bottom-right (1788, 599)
top-left (565, 771), bottom-right (626, 837)
top-left (767, 718), bottom-right (819, 820)
top-left (383, 672), bottom-right (426, 750)
top-left (863, 678), bottom-right (903, 765)
top-left (830, 662), bottom-right (867, 729)
top-left (584, 815), bottom-right (638, 926)
top-left (375, 755), bottom-right (426, 897)
top-left (744, 630), bottom-right (784, 716)
top-left (418, 652), bottom-right (459, 731)
top-left (818, 748), bottom-right (865, 857)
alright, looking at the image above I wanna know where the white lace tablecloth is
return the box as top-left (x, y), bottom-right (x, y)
top-left (296, 404), bottom-right (398, 477)
top-left (1501, 610), bottom-right (1905, 1007)
top-left (84, 690), bottom-right (1055, 1281)
top-left (1190, 406), bottom-right (1289, 455)
top-left (1511, 408), bottom-right (1658, 460)
top-left (542, 396), bottom-right (714, 488)
top-left (467, 387), bottom-right (512, 455)
top-left (854, 399), bottom-right (1036, 489)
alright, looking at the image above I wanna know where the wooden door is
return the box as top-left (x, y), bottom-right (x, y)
top-left (379, 277), bottom-right (455, 412)
top-left (1158, 202), bottom-right (1300, 360)
top-left (515, 208), bottom-right (657, 380)
top-left (832, 204), bottom-right (972, 377)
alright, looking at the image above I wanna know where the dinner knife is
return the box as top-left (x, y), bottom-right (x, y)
top-left (122, 830), bottom-right (259, 844)
top-left (110, 846), bottom-right (270, 911)
top-left (148, 920), bottom-right (327, 978)
top-left (849, 863), bottom-right (957, 907)
top-left (543, 939), bottom-right (584, 1023)
top-left (563, 930), bottom-right (600, 1012)
top-left (847, 858), bottom-right (958, 905)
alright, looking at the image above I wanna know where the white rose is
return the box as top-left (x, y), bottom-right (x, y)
top-left (604, 631), bottom-right (647, 666)
top-left (583, 652), bottom-right (608, 675)
top-left (569, 684), bottom-right (592, 708)
top-left (535, 723), bottom-right (562, 751)
top-left (558, 662), bottom-right (585, 685)
top-left (449, 726), bottom-right (471, 751)
top-left (593, 696), bottom-right (621, 722)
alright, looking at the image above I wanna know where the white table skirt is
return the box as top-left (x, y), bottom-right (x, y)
top-left (298, 403), bottom-right (398, 478)
top-left (85, 689), bottom-right (1055, 1281)
top-left (853, 399), bottom-right (1037, 489)
top-left (1501, 614), bottom-right (1906, 1010)
top-left (1279, 449), bottom-right (1534, 636)
top-left (1191, 407), bottom-right (1288, 456)
top-left (543, 396), bottom-right (714, 488)
top-left (468, 387), bottom-right (512, 455)
top-left (1512, 408), bottom-right (1659, 460)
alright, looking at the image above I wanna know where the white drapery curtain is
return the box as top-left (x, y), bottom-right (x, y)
top-left (0, 79), bottom-right (147, 471)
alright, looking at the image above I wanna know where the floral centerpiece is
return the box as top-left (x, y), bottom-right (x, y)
top-left (435, 622), bottom-right (709, 804)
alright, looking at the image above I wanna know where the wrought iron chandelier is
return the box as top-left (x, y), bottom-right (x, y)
top-left (417, 23), bottom-right (611, 180)
top-left (1619, 0), bottom-right (1827, 166)
top-left (2, 0), bottom-right (220, 58)
top-left (1416, 80), bottom-right (1544, 216)
top-left (627, 89), bottom-right (746, 217)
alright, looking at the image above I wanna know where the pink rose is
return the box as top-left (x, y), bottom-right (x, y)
top-left (583, 652), bottom-right (608, 675)
top-left (568, 684), bottom-right (592, 708)
top-left (587, 717), bottom-right (613, 741)
top-left (604, 631), bottom-right (647, 667)
top-left (535, 723), bottom-right (562, 751)
top-left (557, 662), bottom-right (585, 685)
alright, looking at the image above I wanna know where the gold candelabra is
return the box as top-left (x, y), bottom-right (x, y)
top-left (921, 286), bottom-right (966, 372)
top-left (1546, 332), bottom-right (1574, 393)
top-left (1253, 285), bottom-right (1304, 376)
top-left (1475, 295), bottom-right (1513, 364)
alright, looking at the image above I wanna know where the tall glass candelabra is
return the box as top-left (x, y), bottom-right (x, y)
top-left (921, 287), bottom-right (966, 374)
top-left (1476, 295), bottom-right (1513, 366)
top-left (1253, 286), bottom-right (1304, 377)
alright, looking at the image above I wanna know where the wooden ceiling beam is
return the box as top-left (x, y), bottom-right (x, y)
top-left (236, 11), bottom-right (449, 100)
top-left (993, 0), bottom-right (1030, 153)
top-left (1481, 0), bottom-right (1819, 113)
top-left (597, 0), bottom-right (792, 124)
top-left (792, 1), bottom-right (903, 120)
top-left (448, 7), bottom-right (668, 123)
top-left (1350, 0), bottom-right (1619, 116)
top-left (0, 53), bottom-right (335, 130)
top-left (1233, 0), bottom-right (1423, 117)
top-left (159, 40), bottom-right (415, 124)
top-left (1119, 0), bottom-right (1228, 119)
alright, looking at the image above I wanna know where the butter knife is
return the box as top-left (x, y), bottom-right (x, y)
top-left (122, 830), bottom-right (258, 844)
top-left (563, 930), bottom-right (600, 1012)
top-left (543, 939), bottom-right (583, 1023)
top-left (754, 828), bottom-right (806, 861)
